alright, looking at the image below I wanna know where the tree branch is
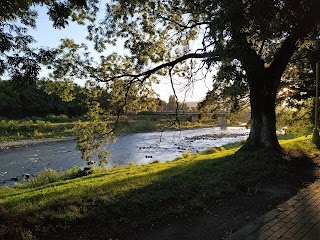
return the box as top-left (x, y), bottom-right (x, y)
top-left (268, 3), bottom-right (320, 79)
top-left (267, 33), bottom-right (300, 79)
top-left (157, 14), bottom-right (210, 30)
top-left (258, 39), bottom-right (265, 56)
top-left (104, 52), bottom-right (217, 82)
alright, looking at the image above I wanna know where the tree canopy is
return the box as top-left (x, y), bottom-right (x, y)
top-left (0, 0), bottom-right (98, 81)
top-left (63, 0), bottom-right (319, 153)
top-left (0, 79), bottom-right (88, 118)
top-left (2, 0), bottom-right (320, 161)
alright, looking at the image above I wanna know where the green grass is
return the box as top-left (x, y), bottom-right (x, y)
top-left (0, 116), bottom-right (216, 141)
top-left (0, 136), bottom-right (318, 239)
top-left (0, 120), bottom-right (76, 141)
top-left (118, 115), bottom-right (216, 133)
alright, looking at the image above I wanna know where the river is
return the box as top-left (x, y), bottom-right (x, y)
top-left (0, 127), bottom-right (249, 185)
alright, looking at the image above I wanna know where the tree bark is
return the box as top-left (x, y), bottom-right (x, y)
top-left (241, 73), bottom-right (282, 152)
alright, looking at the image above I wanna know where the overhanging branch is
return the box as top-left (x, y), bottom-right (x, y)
top-left (104, 52), bottom-right (218, 82)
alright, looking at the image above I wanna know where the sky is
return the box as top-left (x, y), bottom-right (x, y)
top-left (27, 3), bottom-right (213, 103)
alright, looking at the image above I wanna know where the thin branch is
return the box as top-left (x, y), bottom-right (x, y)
top-left (267, 33), bottom-right (300, 79)
top-left (168, 66), bottom-right (181, 129)
top-left (107, 79), bottom-right (135, 134)
top-left (157, 14), bottom-right (210, 30)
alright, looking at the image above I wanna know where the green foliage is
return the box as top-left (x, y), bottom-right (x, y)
top-left (73, 82), bottom-right (115, 165)
top-left (75, 121), bottom-right (113, 165)
top-left (199, 62), bottom-right (249, 117)
top-left (0, 80), bottom-right (87, 119)
top-left (108, 79), bottom-right (158, 115)
top-left (44, 114), bottom-right (70, 123)
top-left (0, 119), bottom-right (75, 141)
top-left (122, 119), bottom-right (160, 133)
top-left (45, 80), bottom-right (76, 102)
top-left (167, 95), bottom-right (178, 111)
top-left (182, 148), bottom-right (191, 158)
top-left (277, 99), bottom-right (313, 137)
top-left (18, 166), bottom-right (84, 188)
top-left (0, 0), bottom-right (98, 79)
top-left (200, 147), bottom-right (224, 155)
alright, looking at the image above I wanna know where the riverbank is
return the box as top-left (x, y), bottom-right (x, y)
top-left (120, 117), bottom-right (217, 133)
top-left (0, 117), bottom-right (227, 151)
top-left (0, 127), bottom-right (249, 186)
top-left (0, 116), bottom-right (217, 142)
top-left (0, 137), bottom-right (76, 151)
top-left (0, 124), bottom-right (239, 152)
top-left (0, 125), bottom-right (245, 151)
top-left (0, 135), bottom-right (318, 240)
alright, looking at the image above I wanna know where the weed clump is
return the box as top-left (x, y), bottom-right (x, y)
top-left (182, 148), bottom-right (191, 158)
top-left (150, 159), bottom-right (160, 164)
top-left (17, 166), bottom-right (84, 188)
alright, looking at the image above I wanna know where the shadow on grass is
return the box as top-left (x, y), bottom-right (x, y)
top-left (1, 147), bottom-right (317, 240)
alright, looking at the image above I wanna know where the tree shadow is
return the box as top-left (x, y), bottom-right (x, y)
top-left (59, 151), bottom-right (317, 239)
top-left (1, 148), bottom-right (318, 240)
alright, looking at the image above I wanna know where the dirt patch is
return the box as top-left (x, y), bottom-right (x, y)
top-left (124, 154), bottom-right (320, 240)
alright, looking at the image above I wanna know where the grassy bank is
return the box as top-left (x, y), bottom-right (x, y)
top-left (0, 119), bottom-right (76, 141)
top-left (116, 115), bottom-right (216, 133)
top-left (0, 115), bottom-right (216, 142)
top-left (0, 136), bottom-right (318, 239)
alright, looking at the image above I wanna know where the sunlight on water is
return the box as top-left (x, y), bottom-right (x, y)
top-left (0, 127), bottom-right (249, 185)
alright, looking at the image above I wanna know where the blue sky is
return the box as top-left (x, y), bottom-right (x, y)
top-left (27, 4), bottom-right (213, 102)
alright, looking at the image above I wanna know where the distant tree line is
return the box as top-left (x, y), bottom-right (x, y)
top-left (0, 78), bottom-right (163, 120)
top-left (0, 79), bottom-right (87, 119)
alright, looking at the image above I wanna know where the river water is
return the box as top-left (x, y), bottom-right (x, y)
top-left (0, 127), bottom-right (249, 185)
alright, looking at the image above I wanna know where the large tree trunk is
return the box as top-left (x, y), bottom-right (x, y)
top-left (241, 74), bottom-right (282, 152)
top-left (231, 16), bottom-right (305, 152)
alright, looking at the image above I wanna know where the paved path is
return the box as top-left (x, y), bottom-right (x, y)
top-left (226, 181), bottom-right (320, 240)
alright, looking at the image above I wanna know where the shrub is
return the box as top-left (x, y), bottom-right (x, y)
top-left (200, 148), bottom-right (219, 155)
top-left (150, 160), bottom-right (160, 164)
top-left (28, 169), bottom-right (60, 187)
top-left (128, 161), bottom-right (135, 167)
top-left (45, 114), bottom-right (70, 123)
top-left (182, 148), bottom-right (191, 158)
top-left (23, 166), bottom-right (83, 188)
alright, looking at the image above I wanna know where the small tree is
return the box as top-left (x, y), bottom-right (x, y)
top-left (167, 95), bottom-right (177, 111)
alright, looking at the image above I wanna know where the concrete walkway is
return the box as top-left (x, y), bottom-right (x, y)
top-left (226, 181), bottom-right (320, 240)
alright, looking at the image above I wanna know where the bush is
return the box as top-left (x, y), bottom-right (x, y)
top-left (276, 99), bottom-right (313, 137)
top-left (21, 166), bottom-right (83, 188)
top-left (200, 147), bottom-right (220, 155)
top-left (45, 114), bottom-right (70, 123)
top-left (27, 169), bottom-right (60, 187)
top-left (182, 148), bottom-right (191, 158)
top-left (0, 118), bottom-right (76, 141)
